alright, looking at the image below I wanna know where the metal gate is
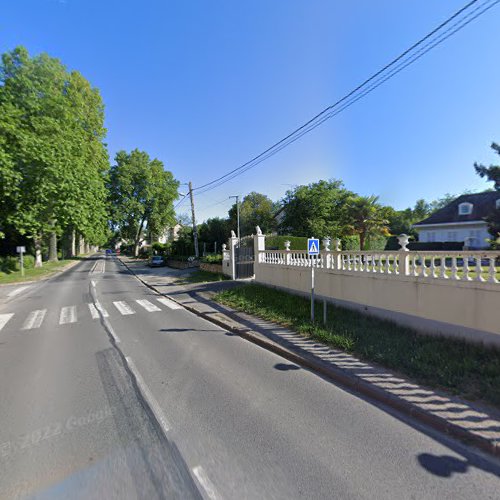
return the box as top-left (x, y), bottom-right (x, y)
top-left (235, 246), bottom-right (254, 279)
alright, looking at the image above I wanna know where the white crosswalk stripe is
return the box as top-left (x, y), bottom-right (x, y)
top-left (22, 309), bottom-right (47, 330)
top-left (135, 299), bottom-right (161, 312)
top-left (157, 297), bottom-right (182, 310)
top-left (113, 301), bottom-right (135, 315)
top-left (0, 313), bottom-right (14, 332)
top-left (59, 306), bottom-right (77, 325)
top-left (88, 303), bottom-right (100, 319)
top-left (95, 301), bottom-right (109, 318)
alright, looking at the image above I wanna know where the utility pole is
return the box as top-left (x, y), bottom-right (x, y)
top-left (229, 195), bottom-right (240, 247)
top-left (188, 181), bottom-right (199, 258)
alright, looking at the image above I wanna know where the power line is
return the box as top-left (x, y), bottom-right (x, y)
top-left (193, 0), bottom-right (497, 195)
top-left (174, 194), bottom-right (189, 210)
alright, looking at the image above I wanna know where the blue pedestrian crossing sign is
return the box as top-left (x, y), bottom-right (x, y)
top-left (307, 238), bottom-right (320, 255)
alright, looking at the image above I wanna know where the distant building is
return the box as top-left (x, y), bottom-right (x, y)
top-left (413, 192), bottom-right (500, 249)
top-left (158, 223), bottom-right (183, 244)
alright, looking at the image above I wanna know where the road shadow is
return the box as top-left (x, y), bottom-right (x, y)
top-left (274, 363), bottom-right (300, 371)
top-left (417, 453), bottom-right (468, 477)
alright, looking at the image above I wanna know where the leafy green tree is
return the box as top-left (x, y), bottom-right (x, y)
top-left (0, 47), bottom-right (110, 265)
top-left (108, 149), bottom-right (179, 256)
top-left (228, 192), bottom-right (277, 236)
top-left (198, 217), bottom-right (231, 251)
top-left (475, 142), bottom-right (500, 190)
top-left (346, 195), bottom-right (389, 250)
top-left (279, 180), bottom-right (354, 238)
top-left (475, 142), bottom-right (500, 241)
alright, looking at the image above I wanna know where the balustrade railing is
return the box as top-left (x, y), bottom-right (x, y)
top-left (258, 250), bottom-right (499, 284)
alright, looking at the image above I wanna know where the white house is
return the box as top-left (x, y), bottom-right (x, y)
top-left (414, 191), bottom-right (500, 249)
top-left (158, 223), bottom-right (183, 244)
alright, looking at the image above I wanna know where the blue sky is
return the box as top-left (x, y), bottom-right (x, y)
top-left (2, 0), bottom-right (499, 222)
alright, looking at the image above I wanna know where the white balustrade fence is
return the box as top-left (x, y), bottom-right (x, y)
top-left (251, 231), bottom-right (500, 345)
top-left (258, 250), bottom-right (499, 284)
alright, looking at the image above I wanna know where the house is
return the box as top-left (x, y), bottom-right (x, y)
top-left (158, 223), bottom-right (183, 244)
top-left (413, 191), bottom-right (500, 249)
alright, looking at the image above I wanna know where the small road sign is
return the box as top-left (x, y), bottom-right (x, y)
top-left (307, 238), bottom-right (319, 256)
top-left (16, 246), bottom-right (26, 253)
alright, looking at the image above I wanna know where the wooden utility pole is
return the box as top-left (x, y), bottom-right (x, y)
top-left (188, 181), bottom-right (199, 258)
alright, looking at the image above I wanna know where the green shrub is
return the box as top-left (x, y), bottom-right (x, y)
top-left (23, 255), bottom-right (35, 269)
top-left (201, 253), bottom-right (223, 264)
top-left (265, 235), bottom-right (308, 250)
top-left (0, 256), bottom-right (19, 273)
top-left (152, 242), bottom-right (171, 255)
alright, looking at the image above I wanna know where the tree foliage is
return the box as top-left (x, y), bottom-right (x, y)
top-left (108, 149), bottom-right (179, 256)
top-left (475, 142), bottom-right (500, 240)
top-left (0, 46), bottom-right (110, 263)
top-left (228, 191), bottom-right (277, 236)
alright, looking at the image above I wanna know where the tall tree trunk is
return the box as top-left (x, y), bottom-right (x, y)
top-left (134, 217), bottom-right (146, 257)
top-left (48, 229), bottom-right (58, 262)
top-left (34, 235), bottom-right (43, 268)
top-left (70, 229), bottom-right (76, 258)
top-left (359, 232), bottom-right (366, 251)
top-left (79, 235), bottom-right (85, 255)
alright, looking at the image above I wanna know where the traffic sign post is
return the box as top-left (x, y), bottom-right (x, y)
top-left (16, 246), bottom-right (26, 277)
top-left (307, 238), bottom-right (320, 322)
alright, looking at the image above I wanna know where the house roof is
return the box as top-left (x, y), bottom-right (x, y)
top-left (414, 191), bottom-right (500, 226)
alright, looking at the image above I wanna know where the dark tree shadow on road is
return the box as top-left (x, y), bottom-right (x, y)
top-left (417, 453), bottom-right (468, 477)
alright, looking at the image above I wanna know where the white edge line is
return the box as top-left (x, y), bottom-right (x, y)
top-left (125, 356), bottom-right (171, 434)
top-left (7, 285), bottom-right (30, 298)
top-left (91, 280), bottom-right (96, 287)
top-left (192, 466), bottom-right (220, 500)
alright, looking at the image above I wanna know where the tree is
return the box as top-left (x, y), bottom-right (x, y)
top-left (475, 142), bottom-right (500, 241)
top-left (198, 217), bottom-right (231, 251)
top-left (279, 180), bottom-right (354, 238)
top-left (228, 192), bottom-right (277, 236)
top-left (346, 195), bottom-right (389, 250)
top-left (0, 46), bottom-right (110, 265)
top-left (108, 149), bottom-right (179, 256)
top-left (475, 142), bottom-right (500, 190)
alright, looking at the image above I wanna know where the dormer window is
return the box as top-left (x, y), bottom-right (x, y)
top-left (458, 202), bottom-right (473, 215)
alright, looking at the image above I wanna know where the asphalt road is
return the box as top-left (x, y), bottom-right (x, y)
top-left (0, 255), bottom-right (499, 499)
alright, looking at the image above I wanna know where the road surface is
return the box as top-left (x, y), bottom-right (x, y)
top-left (0, 255), bottom-right (499, 499)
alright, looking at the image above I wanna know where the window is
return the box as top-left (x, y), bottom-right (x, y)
top-left (458, 202), bottom-right (473, 215)
top-left (496, 199), bottom-right (500, 210)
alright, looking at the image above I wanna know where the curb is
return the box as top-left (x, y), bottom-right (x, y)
top-left (118, 257), bottom-right (500, 458)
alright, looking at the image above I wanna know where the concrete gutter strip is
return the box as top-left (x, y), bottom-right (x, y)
top-left (118, 256), bottom-right (500, 458)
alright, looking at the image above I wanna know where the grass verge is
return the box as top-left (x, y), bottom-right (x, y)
top-left (0, 259), bottom-right (77, 285)
top-left (176, 269), bottom-right (229, 284)
top-left (215, 283), bottom-right (500, 409)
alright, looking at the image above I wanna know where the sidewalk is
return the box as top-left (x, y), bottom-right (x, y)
top-left (119, 256), bottom-right (500, 458)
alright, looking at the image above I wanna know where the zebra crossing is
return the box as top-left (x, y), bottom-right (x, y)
top-left (0, 297), bottom-right (182, 332)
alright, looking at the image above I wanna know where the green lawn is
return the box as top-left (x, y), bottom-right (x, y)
top-left (176, 269), bottom-right (229, 284)
top-left (0, 259), bottom-right (77, 285)
top-left (215, 283), bottom-right (500, 408)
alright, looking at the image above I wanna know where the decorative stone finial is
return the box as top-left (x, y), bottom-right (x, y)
top-left (284, 240), bottom-right (291, 251)
top-left (332, 238), bottom-right (341, 251)
top-left (231, 230), bottom-right (237, 238)
top-left (398, 233), bottom-right (410, 251)
top-left (222, 243), bottom-right (227, 251)
top-left (256, 226), bottom-right (262, 235)
top-left (323, 237), bottom-right (331, 252)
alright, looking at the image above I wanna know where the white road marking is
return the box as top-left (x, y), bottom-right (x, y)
top-left (95, 301), bottom-right (109, 317)
top-left (113, 301), bottom-right (135, 315)
top-left (157, 297), bottom-right (182, 310)
top-left (125, 356), bottom-right (170, 432)
top-left (0, 314), bottom-right (14, 332)
top-left (21, 309), bottom-right (47, 330)
top-left (135, 299), bottom-right (161, 312)
top-left (59, 306), bottom-right (77, 325)
top-left (91, 280), bottom-right (96, 287)
top-left (7, 286), bottom-right (30, 298)
top-left (88, 303), bottom-right (100, 319)
top-left (192, 466), bottom-right (220, 500)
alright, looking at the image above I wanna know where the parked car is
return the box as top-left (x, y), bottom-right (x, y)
top-left (149, 255), bottom-right (165, 267)
top-left (105, 249), bottom-right (113, 255)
